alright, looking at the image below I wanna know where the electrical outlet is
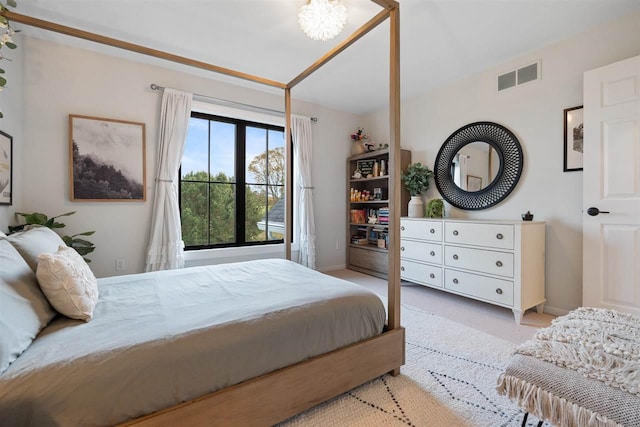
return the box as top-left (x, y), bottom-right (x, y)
top-left (115, 259), bottom-right (126, 272)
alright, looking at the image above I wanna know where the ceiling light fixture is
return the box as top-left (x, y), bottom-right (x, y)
top-left (298, 0), bottom-right (347, 42)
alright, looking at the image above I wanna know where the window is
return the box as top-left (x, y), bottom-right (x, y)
top-left (179, 112), bottom-right (287, 249)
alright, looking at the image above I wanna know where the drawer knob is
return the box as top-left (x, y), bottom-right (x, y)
top-left (453, 254), bottom-right (459, 260)
top-left (453, 278), bottom-right (459, 284)
top-left (401, 226), bottom-right (405, 231)
top-left (401, 246), bottom-right (405, 251)
top-left (429, 273), bottom-right (435, 279)
top-left (496, 288), bottom-right (503, 295)
top-left (401, 266), bottom-right (405, 271)
top-left (430, 228), bottom-right (435, 234)
top-left (453, 230), bottom-right (459, 236)
top-left (496, 260), bottom-right (503, 267)
top-left (496, 233), bottom-right (504, 240)
top-left (430, 251), bottom-right (435, 256)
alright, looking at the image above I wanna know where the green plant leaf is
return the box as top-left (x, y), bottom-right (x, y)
top-left (0, 76), bottom-right (6, 87)
top-left (72, 230), bottom-right (95, 237)
top-left (62, 235), bottom-right (73, 246)
top-left (7, 224), bottom-right (24, 233)
top-left (7, 0), bottom-right (17, 8)
top-left (70, 238), bottom-right (94, 247)
top-left (53, 211), bottom-right (76, 218)
top-left (0, 16), bottom-right (7, 25)
top-left (0, 68), bottom-right (5, 73)
top-left (22, 212), bottom-right (48, 224)
top-left (5, 42), bottom-right (16, 49)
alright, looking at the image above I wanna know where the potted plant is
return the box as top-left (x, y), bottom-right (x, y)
top-left (401, 162), bottom-right (434, 218)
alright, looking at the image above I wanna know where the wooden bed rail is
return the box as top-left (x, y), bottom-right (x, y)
top-left (120, 328), bottom-right (405, 427)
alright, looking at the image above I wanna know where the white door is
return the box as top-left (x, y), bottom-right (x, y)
top-left (583, 55), bottom-right (640, 314)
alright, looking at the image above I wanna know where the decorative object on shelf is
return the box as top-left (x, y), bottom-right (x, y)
top-left (563, 106), bottom-right (583, 172)
top-left (521, 211), bottom-right (534, 221)
top-left (352, 169), bottom-right (362, 179)
top-left (380, 159), bottom-right (386, 176)
top-left (373, 187), bottom-right (382, 200)
top-left (350, 127), bottom-right (368, 155)
top-left (0, 0), bottom-right (18, 119)
top-left (70, 115), bottom-right (146, 201)
top-left (8, 211), bottom-right (96, 262)
top-left (434, 121), bottom-right (523, 211)
top-left (401, 162), bottom-right (434, 218)
top-left (0, 130), bottom-right (12, 205)
top-left (426, 198), bottom-right (444, 218)
top-left (298, 0), bottom-right (347, 42)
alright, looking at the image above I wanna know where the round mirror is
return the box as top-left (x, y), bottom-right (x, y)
top-left (435, 122), bottom-right (523, 210)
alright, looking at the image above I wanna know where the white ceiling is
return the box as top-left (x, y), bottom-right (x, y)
top-left (15, 0), bottom-right (640, 114)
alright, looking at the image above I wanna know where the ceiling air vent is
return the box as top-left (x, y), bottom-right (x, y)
top-left (497, 60), bottom-right (541, 92)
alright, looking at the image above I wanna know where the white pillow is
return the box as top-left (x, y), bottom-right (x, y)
top-left (36, 245), bottom-right (99, 321)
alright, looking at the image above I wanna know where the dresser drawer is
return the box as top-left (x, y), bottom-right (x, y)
top-left (400, 239), bottom-right (442, 264)
top-left (444, 222), bottom-right (514, 250)
top-left (400, 218), bottom-right (442, 242)
top-left (444, 245), bottom-right (514, 278)
top-left (349, 247), bottom-right (388, 275)
top-left (401, 260), bottom-right (442, 288)
top-left (444, 269), bottom-right (514, 306)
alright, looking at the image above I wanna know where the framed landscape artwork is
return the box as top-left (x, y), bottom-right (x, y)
top-left (563, 106), bottom-right (584, 172)
top-left (0, 130), bottom-right (12, 205)
top-left (69, 115), bottom-right (146, 201)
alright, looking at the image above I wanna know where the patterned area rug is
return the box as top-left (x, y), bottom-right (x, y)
top-left (280, 304), bottom-right (547, 426)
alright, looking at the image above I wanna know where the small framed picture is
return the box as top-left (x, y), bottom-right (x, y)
top-left (467, 175), bottom-right (482, 192)
top-left (564, 106), bottom-right (583, 172)
top-left (0, 130), bottom-right (12, 205)
top-left (373, 187), bottom-right (382, 200)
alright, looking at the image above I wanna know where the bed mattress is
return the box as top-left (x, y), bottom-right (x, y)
top-left (0, 259), bottom-right (386, 426)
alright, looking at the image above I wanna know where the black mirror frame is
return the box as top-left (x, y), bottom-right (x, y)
top-left (434, 122), bottom-right (523, 210)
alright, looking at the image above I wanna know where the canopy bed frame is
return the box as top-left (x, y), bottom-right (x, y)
top-left (2, 1), bottom-right (404, 424)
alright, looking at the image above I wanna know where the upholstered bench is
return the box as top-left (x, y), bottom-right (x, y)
top-left (497, 307), bottom-right (640, 427)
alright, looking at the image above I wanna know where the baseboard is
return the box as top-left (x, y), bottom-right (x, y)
top-left (318, 264), bottom-right (346, 273)
top-left (542, 305), bottom-right (571, 317)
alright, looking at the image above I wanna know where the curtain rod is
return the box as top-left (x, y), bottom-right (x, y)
top-left (149, 84), bottom-right (318, 122)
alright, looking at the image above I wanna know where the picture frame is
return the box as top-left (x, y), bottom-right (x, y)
top-left (467, 175), bottom-right (482, 192)
top-left (563, 106), bottom-right (584, 172)
top-left (69, 115), bottom-right (146, 201)
top-left (356, 159), bottom-right (376, 177)
top-left (0, 130), bottom-right (12, 205)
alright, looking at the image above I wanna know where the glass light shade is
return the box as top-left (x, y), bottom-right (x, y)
top-left (298, 0), bottom-right (347, 41)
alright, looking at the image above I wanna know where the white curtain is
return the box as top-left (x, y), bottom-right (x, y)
top-left (291, 115), bottom-right (316, 269)
top-left (145, 88), bottom-right (193, 272)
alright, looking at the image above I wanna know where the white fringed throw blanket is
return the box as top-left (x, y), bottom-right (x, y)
top-left (497, 307), bottom-right (640, 427)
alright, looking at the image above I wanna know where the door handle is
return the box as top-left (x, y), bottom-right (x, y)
top-left (587, 207), bottom-right (610, 216)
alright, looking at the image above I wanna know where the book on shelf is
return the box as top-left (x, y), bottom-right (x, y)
top-left (350, 209), bottom-right (366, 224)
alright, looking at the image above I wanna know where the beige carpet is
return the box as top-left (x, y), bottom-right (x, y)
top-left (280, 304), bottom-right (547, 426)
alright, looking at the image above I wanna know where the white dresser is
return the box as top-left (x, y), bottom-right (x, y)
top-left (400, 218), bottom-right (545, 324)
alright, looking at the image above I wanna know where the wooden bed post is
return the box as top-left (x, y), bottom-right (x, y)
top-left (387, 3), bottom-right (402, 377)
top-left (284, 88), bottom-right (292, 261)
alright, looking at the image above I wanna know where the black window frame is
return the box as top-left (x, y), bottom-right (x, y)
top-left (179, 111), bottom-right (292, 250)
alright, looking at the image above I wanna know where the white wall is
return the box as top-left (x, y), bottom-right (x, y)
top-left (364, 12), bottom-right (640, 314)
top-left (0, 33), bottom-right (23, 232)
top-left (21, 36), bottom-right (357, 277)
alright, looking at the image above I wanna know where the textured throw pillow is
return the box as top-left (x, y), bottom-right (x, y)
top-left (36, 245), bottom-right (99, 322)
top-left (4, 226), bottom-right (67, 272)
top-left (0, 240), bottom-right (56, 374)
